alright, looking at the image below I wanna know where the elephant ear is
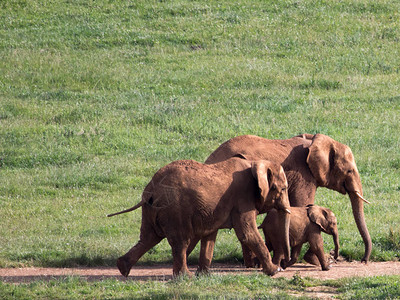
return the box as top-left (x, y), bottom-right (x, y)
top-left (251, 161), bottom-right (272, 203)
top-left (307, 206), bottom-right (329, 232)
top-left (306, 133), bottom-right (336, 187)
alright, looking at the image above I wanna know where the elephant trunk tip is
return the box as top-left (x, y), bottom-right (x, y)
top-left (349, 191), bottom-right (372, 263)
top-left (361, 256), bottom-right (369, 264)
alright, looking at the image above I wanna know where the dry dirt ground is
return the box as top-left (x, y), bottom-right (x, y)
top-left (1, 261), bottom-right (400, 283)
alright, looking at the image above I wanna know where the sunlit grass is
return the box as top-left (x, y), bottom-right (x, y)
top-left (0, 274), bottom-right (399, 299)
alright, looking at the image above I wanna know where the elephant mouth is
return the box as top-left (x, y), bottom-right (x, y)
top-left (340, 183), bottom-right (348, 195)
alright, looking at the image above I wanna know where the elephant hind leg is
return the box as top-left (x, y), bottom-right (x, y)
top-left (308, 235), bottom-right (330, 271)
top-left (118, 227), bottom-right (163, 277)
top-left (186, 236), bottom-right (201, 258)
top-left (271, 247), bottom-right (283, 266)
top-left (197, 231), bottom-right (218, 274)
top-left (303, 248), bottom-right (321, 266)
top-left (282, 244), bottom-right (302, 269)
top-left (168, 237), bottom-right (192, 277)
top-left (241, 243), bottom-right (258, 268)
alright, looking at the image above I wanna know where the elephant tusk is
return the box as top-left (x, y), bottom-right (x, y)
top-left (355, 191), bottom-right (371, 204)
top-left (285, 208), bottom-right (291, 214)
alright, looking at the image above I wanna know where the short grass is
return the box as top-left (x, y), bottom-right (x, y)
top-left (0, 0), bottom-right (399, 289)
top-left (1, 274), bottom-right (400, 299)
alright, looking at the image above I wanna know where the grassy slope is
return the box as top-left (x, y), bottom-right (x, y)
top-left (1, 0), bottom-right (399, 271)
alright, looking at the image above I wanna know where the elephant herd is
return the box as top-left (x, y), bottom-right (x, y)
top-left (108, 133), bottom-right (371, 277)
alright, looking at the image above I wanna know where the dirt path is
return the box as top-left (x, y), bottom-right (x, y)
top-left (1, 261), bottom-right (400, 283)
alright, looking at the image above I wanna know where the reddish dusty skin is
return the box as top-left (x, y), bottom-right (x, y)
top-left (203, 134), bottom-right (372, 266)
top-left (109, 157), bottom-right (290, 278)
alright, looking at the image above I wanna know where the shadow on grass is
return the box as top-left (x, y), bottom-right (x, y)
top-left (7, 251), bottom-right (245, 269)
top-left (0, 263), bottom-right (267, 284)
top-left (36, 256), bottom-right (177, 268)
top-left (1, 272), bottom-right (175, 284)
top-left (50, 254), bottom-right (244, 268)
top-left (6, 254), bottom-right (118, 268)
top-left (43, 255), bottom-right (117, 268)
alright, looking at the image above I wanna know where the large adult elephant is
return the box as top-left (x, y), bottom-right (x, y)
top-left (108, 158), bottom-right (291, 277)
top-left (204, 133), bottom-right (371, 264)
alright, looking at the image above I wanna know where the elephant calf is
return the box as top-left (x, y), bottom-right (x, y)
top-left (259, 205), bottom-right (339, 271)
top-left (108, 157), bottom-right (291, 277)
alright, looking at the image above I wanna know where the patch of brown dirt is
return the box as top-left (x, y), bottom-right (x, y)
top-left (300, 286), bottom-right (339, 300)
top-left (1, 261), bottom-right (399, 283)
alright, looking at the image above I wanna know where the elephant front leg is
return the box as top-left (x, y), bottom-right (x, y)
top-left (309, 234), bottom-right (330, 271)
top-left (233, 212), bottom-right (278, 276)
top-left (197, 231), bottom-right (218, 275)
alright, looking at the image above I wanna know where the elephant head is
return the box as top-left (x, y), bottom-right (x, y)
top-left (306, 134), bottom-right (371, 262)
top-left (251, 161), bottom-right (291, 261)
top-left (251, 161), bottom-right (291, 212)
top-left (307, 205), bottom-right (339, 259)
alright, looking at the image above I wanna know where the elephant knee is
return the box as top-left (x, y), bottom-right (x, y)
top-left (236, 230), bottom-right (258, 246)
top-left (236, 232), bottom-right (250, 244)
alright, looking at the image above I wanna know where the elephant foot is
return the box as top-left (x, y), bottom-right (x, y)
top-left (117, 257), bottom-right (132, 277)
top-left (253, 257), bottom-right (261, 268)
top-left (173, 270), bottom-right (193, 278)
top-left (262, 265), bottom-right (279, 276)
top-left (195, 266), bottom-right (210, 276)
top-left (244, 256), bottom-right (258, 268)
top-left (282, 258), bottom-right (297, 269)
top-left (361, 257), bottom-right (369, 264)
top-left (242, 248), bottom-right (258, 268)
top-left (321, 264), bottom-right (331, 271)
top-left (280, 260), bottom-right (288, 270)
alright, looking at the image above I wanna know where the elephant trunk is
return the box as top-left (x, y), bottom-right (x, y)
top-left (332, 228), bottom-right (340, 259)
top-left (278, 209), bottom-right (291, 262)
top-left (349, 191), bottom-right (372, 263)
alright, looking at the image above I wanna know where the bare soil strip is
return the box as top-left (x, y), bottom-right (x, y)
top-left (1, 261), bottom-right (399, 283)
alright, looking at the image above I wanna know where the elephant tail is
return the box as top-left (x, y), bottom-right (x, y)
top-left (107, 193), bottom-right (151, 217)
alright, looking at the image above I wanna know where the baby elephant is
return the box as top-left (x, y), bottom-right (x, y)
top-left (108, 157), bottom-right (291, 277)
top-left (259, 205), bottom-right (339, 271)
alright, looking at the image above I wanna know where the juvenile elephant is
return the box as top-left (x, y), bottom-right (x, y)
top-left (108, 157), bottom-right (291, 277)
top-left (259, 205), bottom-right (339, 271)
top-left (203, 133), bottom-right (370, 266)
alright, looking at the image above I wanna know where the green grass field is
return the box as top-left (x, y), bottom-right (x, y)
top-left (1, 0), bottom-right (400, 298)
top-left (1, 275), bottom-right (400, 299)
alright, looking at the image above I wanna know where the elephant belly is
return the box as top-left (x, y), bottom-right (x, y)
top-left (192, 211), bottom-right (232, 237)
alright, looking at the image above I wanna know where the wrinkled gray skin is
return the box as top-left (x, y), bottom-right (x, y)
top-left (108, 157), bottom-right (291, 277)
top-left (260, 206), bottom-right (339, 271)
top-left (200, 133), bottom-right (371, 266)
